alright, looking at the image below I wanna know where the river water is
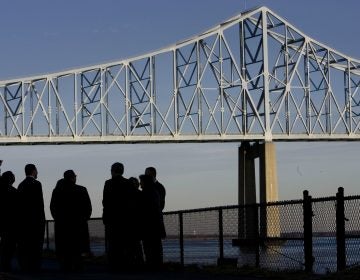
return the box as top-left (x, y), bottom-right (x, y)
top-left (86, 236), bottom-right (360, 274)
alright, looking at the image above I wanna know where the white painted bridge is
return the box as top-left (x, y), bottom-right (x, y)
top-left (1, 6), bottom-right (360, 144)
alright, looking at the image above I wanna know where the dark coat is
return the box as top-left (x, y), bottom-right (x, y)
top-left (17, 176), bottom-right (46, 271)
top-left (154, 181), bottom-right (166, 211)
top-left (17, 177), bottom-right (45, 240)
top-left (102, 175), bottom-right (140, 237)
top-left (141, 185), bottom-right (166, 239)
top-left (0, 178), bottom-right (19, 272)
top-left (0, 179), bottom-right (19, 237)
top-left (50, 179), bottom-right (92, 255)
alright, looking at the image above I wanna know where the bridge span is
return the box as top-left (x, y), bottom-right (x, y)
top-left (1, 6), bottom-right (358, 239)
top-left (0, 6), bottom-right (360, 145)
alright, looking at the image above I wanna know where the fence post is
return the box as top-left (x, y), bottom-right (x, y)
top-left (303, 190), bottom-right (313, 273)
top-left (336, 187), bottom-right (346, 271)
top-left (218, 208), bottom-right (224, 260)
top-left (45, 221), bottom-right (50, 250)
top-left (179, 212), bottom-right (184, 267)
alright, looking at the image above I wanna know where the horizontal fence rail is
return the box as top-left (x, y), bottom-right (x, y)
top-left (44, 188), bottom-right (360, 273)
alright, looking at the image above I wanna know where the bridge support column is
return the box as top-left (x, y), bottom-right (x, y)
top-left (238, 141), bottom-right (280, 240)
top-left (238, 142), bottom-right (257, 239)
top-left (259, 142), bottom-right (280, 238)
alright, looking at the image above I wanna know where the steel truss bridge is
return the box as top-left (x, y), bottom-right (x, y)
top-left (1, 6), bottom-right (360, 144)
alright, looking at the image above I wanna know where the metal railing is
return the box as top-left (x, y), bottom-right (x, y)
top-left (44, 188), bottom-right (360, 273)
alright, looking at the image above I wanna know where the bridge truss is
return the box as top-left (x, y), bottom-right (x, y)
top-left (1, 6), bottom-right (360, 144)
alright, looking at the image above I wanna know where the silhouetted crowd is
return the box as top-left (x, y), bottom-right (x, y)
top-left (0, 161), bottom-right (166, 273)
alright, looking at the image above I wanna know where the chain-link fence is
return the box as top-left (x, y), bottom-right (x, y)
top-left (344, 196), bottom-right (360, 269)
top-left (44, 188), bottom-right (360, 273)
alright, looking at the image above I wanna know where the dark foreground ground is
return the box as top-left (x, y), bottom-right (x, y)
top-left (0, 259), bottom-right (260, 280)
top-left (1, 258), bottom-right (360, 280)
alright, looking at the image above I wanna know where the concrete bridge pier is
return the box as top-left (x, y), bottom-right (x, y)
top-left (238, 142), bottom-right (257, 239)
top-left (238, 141), bottom-right (280, 240)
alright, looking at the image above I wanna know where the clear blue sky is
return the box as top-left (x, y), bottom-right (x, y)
top-left (0, 0), bottom-right (359, 218)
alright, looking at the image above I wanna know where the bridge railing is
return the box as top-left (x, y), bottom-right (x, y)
top-left (44, 188), bottom-right (360, 273)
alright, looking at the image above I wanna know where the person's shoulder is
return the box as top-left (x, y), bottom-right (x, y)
top-left (104, 178), bottom-right (116, 192)
top-left (55, 178), bottom-right (64, 187)
top-left (156, 181), bottom-right (165, 190)
top-left (104, 177), bottom-right (115, 187)
top-left (76, 184), bottom-right (88, 192)
top-left (19, 177), bottom-right (29, 183)
top-left (0, 185), bottom-right (17, 195)
top-left (115, 175), bottom-right (130, 185)
top-left (156, 180), bottom-right (164, 186)
top-left (23, 176), bottom-right (41, 184)
top-left (124, 177), bottom-right (132, 185)
top-left (35, 179), bottom-right (42, 186)
top-left (119, 176), bottom-right (129, 182)
top-left (28, 178), bottom-right (43, 189)
top-left (17, 178), bottom-right (29, 189)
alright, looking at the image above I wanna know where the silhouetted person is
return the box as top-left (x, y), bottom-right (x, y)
top-left (50, 170), bottom-right (92, 272)
top-left (129, 177), bottom-right (140, 190)
top-left (0, 171), bottom-right (18, 272)
top-left (139, 174), bottom-right (164, 269)
top-left (17, 164), bottom-right (45, 272)
top-left (145, 167), bottom-right (166, 211)
top-left (128, 176), bottom-right (144, 266)
top-left (102, 163), bottom-right (140, 271)
top-left (145, 167), bottom-right (166, 259)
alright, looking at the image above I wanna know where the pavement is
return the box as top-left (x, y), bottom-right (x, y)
top-left (0, 259), bottom-right (262, 280)
top-left (6, 271), bottom-right (260, 280)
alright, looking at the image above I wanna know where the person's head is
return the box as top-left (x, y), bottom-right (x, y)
top-left (145, 167), bottom-right (157, 181)
top-left (129, 177), bottom-right (140, 190)
top-left (111, 162), bottom-right (124, 177)
top-left (25, 164), bottom-right (37, 179)
top-left (139, 174), bottom-right (153, 191)
top-left (64, 170), bottom-right (77, 184)
top-left (1, 171), bottom-right (15, 186)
